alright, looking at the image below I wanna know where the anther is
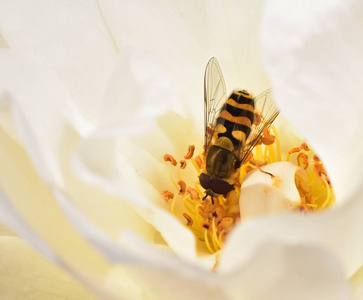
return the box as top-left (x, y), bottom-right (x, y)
top-left (163, 154), bottom-right (177, 166)
top-left (297, 153), bottom-right (309, 169)
top-left (202, 223), bottom-right (210, 230)
top-left (288, 147), bottom-right (301, 154)
top-left (184, 145), bottom-right (195, 159)
top-left (180, 160), bottom-right (187, 169)
top-left (313, 154), bottom-right (320, 162)
top-left (178, 180), bottom-right (186, 195)
top-left (161, 190), bottom-right (174, 202)
top-left (300, 143), bottom-right (310, 151)
top-left (296, 204), bottom-right (308, 213)
top-left (186, 187), bottom-right (199, 200)
top-left (183, 213), bottom-right (193, 226)
top-left (261, 127), bottom-right (275, 145)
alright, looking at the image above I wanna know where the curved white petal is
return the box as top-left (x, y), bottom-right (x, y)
top-left (261, 0), bottom-right (363, 201)
top-left (97, 0), bottom-right (270, 130)
top-left (0, 236), bottom-right (95, 299)
top-left (0, 51), bottom-right (77, 186)
top-left (222, 242), bottom-right (351, 300)
top-left (47, 190), bottom-right (353, 299)
top-left (221, 185), bottom-right (363, 278)
top-left (0, 189), bottom-right (111, 299)
top-left (0, 1), bottom-right (118, 131)
top-left (98, 49), bottom-right (172, 131)
top-left (72, 130), bottom-right (199, 263)
top-left (240, 162), bottom-right (303, 218)
top-left (0, 49), bottom-right (162, 246)
top-left (0, 127), bottom-right (153, 299)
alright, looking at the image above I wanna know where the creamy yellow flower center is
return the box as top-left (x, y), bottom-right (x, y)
top-left (162, 126), bottom-right (334, 254)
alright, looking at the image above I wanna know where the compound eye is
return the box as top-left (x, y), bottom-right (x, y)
top-left (211, 179), bottom-right (234, 195)
top-left (199, 173), bottom-right (211, 190)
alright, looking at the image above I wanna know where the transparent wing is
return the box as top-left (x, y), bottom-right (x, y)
top-left (239, 88), bottom-right (280, 163)
top-left (204, 57), bottom-right (227, 150)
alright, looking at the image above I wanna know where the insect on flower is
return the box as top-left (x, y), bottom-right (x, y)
top-left (199, 57), bottom-right (280, 200)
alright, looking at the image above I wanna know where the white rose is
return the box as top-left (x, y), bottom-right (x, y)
top-left (0, 1), bottom-right (362, 299)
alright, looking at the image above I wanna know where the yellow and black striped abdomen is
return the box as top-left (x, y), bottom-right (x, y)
top-left (215, 90), bottom-right (255, 147)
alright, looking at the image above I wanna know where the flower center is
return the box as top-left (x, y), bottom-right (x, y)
top-left (161, 126), bottom-right (334, 254)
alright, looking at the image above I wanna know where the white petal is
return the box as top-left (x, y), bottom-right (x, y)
top-left (202, 0), bottom-right (270, 93)
top-left (97, 0), bottom-right (205, 127)
top-left (221, 242), bottom-right (351, 300)
top-left (0, 51), bottom-right (83, 186)
top-left (0, 32), bottom-right (8, 48)
top-left (0, 189), bottom-right (109, 299)
top-left (0, 236), bottom-right (95, 299)
top-left (121, 232), bottom-right (351, 300)
top-left (221, 185), bottom-right (363, 278)
top-left (0, 188), bottom-right (57, 262)
top-left (261, 0), bottom-right (363, 201)
top-left (240, 162), bottom-right (303, 218)
top-left (97, 49), bottom-right (172, 130)
top-left (351, 266), bottom-right (363, 300)
top-left (0, 127), bottom-right (153, 299)
top-left (0, 126), bottom-right (115, 292)
top-left (1, 49), bottom-right (174, 244)
top-left (97, 0), bottom-right (270, 130)
top-left (0, 1), bottom-right (118, 130)
top-left (72, 132), bottom-right (199, 263)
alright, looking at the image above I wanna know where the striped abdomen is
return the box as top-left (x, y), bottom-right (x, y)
top-left (215, 90), bottom-right (255, 148)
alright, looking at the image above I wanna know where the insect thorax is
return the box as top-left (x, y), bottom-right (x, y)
top-left (206, 137), bottom-right (236, 179)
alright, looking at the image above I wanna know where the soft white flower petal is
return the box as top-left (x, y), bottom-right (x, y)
top-left (0, 50), bottom-right (157, 246)
top-left (351, 266), bottom-right (363, 300)
top-left (202, 0), bottom-right (270, 93)
top-left (0, 128), bottom-right (153, 299)
top-left (222, 242), bottom-right (351, 300)
top-left (52, 190), bottom-right (219, 299)
top-left (97, 0), bottom-right (205, 129)
top-left (0, 189), bottom-right (110, 299)
top-left (0, 125), bottom-right (113, 285)
top-left (52, 195), bottom-right (349, 300)
top-left (0, 50), bottom-right (81, 186)
top-left (122, 234), bottom-right (351, 300)
top-left (1, 184), bottom-right (352, 299)
top-left (0, 188), bottom-right (57, 262)
top-left (0, 108), bottom-right (21, 144)
top-left (98, 0), bottom-right (270, 130)
top-left (0, 0), bottom-right (118, 131)
top-left (355, 287), bottom-right (363, 300)
top-left (221, 185), bottom-right (363, 277)
top-left (72, 132), bottom-right (199, 263)
top-left (98, 49), bottom-right (172, 131)
top-left (0, 236), bottom-right (96, 300)
top-left (240, 162), bottom-right (303, 218)
top-left (261, 0), bottom-right (363, 201)
top-left (0, 32), bottom-right (8, 48)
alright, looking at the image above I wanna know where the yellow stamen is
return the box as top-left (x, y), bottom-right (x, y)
top-left (170, 195), bottom-right (177, 216)
top-left (204, 229), bottom-right (215, 253)
top-left (211, 221), bottom-right (220, 251)
top-left (169, 172), bottom-right (179, 191)
top-left (182, 196), bottom-right (195, 215)
top-left (320, 177), bottom-right (332, 209)
top-left (212, 220), bottom-right (223, 249)
top-left (190, 157), bottom-right (202, 174)
top-left (271, 125), bottom-right (281, 161)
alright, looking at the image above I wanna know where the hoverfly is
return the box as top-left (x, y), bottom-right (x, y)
top-left (199, 57), bottom-right (279, 199)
